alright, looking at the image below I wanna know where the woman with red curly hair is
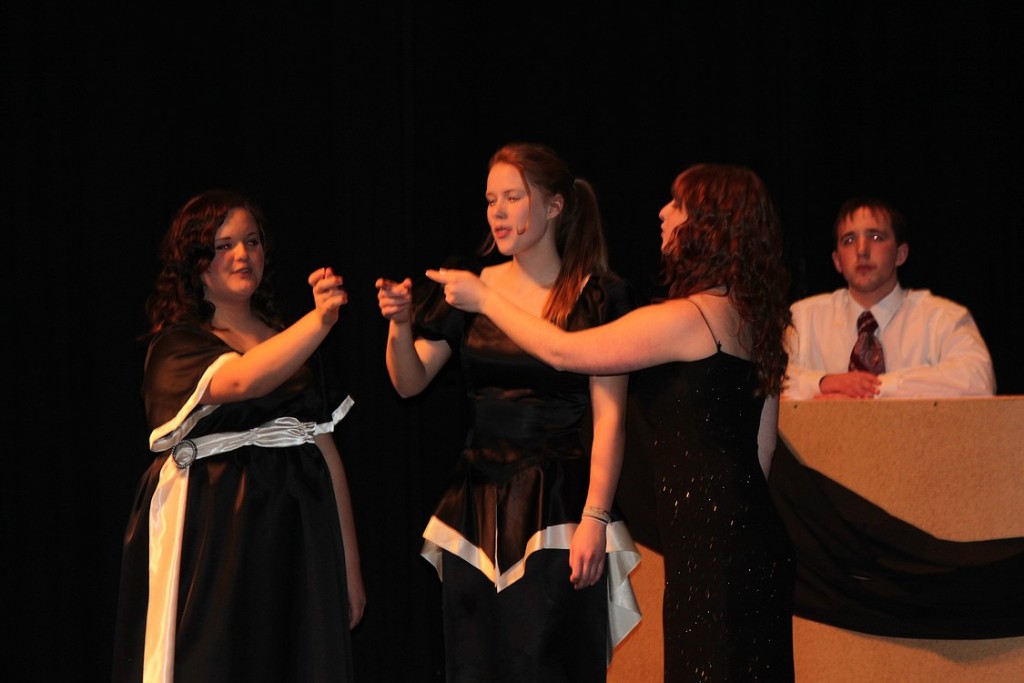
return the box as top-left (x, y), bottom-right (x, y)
top-left (429, 164), bottom-right (796, 682)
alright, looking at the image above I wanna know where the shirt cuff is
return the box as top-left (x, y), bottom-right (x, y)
top-left (876, 373), bottom-right (898, 398)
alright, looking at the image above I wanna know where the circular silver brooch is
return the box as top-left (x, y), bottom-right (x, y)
top-left (171, 439), bottom-right (198, 469)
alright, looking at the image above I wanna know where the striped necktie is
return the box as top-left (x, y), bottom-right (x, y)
top-left (849, 310), bottom-right (885, 375)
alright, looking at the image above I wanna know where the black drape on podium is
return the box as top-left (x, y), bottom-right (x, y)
top-left (769, 442), bottom-right (1024, 639)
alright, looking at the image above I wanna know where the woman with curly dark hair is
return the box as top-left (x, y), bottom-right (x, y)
top-left (428, 163), bottom-right (796, 682)
top-left (112, 189), bottom-right (364, 683)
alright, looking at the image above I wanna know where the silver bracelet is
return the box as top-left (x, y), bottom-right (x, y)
top-left (582, 505), bottom-right (611, 525)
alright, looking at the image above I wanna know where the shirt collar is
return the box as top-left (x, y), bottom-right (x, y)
top-left (871, 284), bottom-right (906, 331)
top-left (841, 283), bottom-right (905, 331)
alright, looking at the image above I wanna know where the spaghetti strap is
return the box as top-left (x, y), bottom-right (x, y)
top-left (688, 299), bottom-right (723, 352)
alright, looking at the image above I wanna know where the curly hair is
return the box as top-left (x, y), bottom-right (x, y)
top-left (660, 164), bottom-right (792, 395)
top-left (145, 189), bottom-right (282, 336)
top-left (481, 142), bottom-right (609, 328)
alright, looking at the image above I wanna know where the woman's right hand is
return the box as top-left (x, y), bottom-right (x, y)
top-left (424, 268), bottom-right (488, 313)
top-left (375, 277), bottom-right (413, 323)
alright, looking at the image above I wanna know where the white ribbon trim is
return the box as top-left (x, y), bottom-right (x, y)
top-left (421, 515), bottom-right (642, 663)
top-left (149, 352), bottom-right (237, 452)
top-left (605, 522), bottom-right (643, 661)
top-left (142, 396), bottom-right (354, 683)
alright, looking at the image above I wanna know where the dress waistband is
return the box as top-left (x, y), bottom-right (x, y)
top-left (471, 395), bottom-right (582, 442)
top-left (170, 397), bottom-right (355, 468)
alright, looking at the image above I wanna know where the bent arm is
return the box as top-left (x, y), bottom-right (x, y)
top-left (783, 363), bottom-right (828, 400)
top-left (878, 312), bottom-right (996, 397)
top-left (385, 321), bottom-right (451, 397)
top-left (377, 276), bottom-right (452, 397)
top-left (782, 323), bottom-right (830, 399)
top-left (783, 331), bottom-right (880, 400)
top-left (204, 270), bottom-right (347, 403)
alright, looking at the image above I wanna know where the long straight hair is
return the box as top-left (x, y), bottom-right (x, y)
top-left (482, 143), bottom-right (608, 328)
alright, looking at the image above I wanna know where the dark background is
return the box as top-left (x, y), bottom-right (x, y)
top-left (4, 2), bottom-right (1022, 681)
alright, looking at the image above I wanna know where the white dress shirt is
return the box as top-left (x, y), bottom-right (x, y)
top-left (784, 285), bottom-right (996, 399)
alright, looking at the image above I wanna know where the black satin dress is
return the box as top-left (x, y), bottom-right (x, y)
top-left (112, 325), bottom-right (354, 683)
top-left (416, 272), bottom-right (641, 682)
top-left (638, 321), bottom-right (795, 682)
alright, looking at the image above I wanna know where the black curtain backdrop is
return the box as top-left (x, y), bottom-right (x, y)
top-left (4, 2), bottom-right (1022, 681)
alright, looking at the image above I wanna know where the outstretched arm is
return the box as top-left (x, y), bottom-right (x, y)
top-left (375, 277), bottom-right (452, 397)
top-left (426, 268), bottom-right (708, 374)
top-left (204, 268), bottom-right (348, 403)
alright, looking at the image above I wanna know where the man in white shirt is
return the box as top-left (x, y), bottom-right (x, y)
top-left (784, 198), bottom-right (996, 399)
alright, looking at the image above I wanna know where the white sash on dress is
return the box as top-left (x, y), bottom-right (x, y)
top-left (142, 396), bottom-right (354, 683)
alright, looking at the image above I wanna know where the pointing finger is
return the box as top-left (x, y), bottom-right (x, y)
top-left (425, 268), bottom-right (448, 283)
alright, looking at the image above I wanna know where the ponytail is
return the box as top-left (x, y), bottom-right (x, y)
top-left (544, 178), bottom-right (608, 327)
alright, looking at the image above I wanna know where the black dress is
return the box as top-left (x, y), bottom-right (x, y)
top-left (416, 272), bottom-right (642, 682)
top-left (638, 316), bottom-right (795, 682)
top-left (112, 325), bottom-right (355, 683)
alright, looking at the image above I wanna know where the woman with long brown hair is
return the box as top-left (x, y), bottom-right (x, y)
top-left (376, 143), bottom-right (641, 682)
top-left (430, 163), bottom-right (796, 681)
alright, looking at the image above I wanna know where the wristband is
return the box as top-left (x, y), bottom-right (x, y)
top-left (582, 505), bottom-right (611, 525)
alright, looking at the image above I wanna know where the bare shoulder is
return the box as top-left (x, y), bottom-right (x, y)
top-left (632, 297), bottom-right (706, 328)
top-left (684, 290), bottom-right (734, 323)
top-left (624, 298), bottom-right (719, 361)
top-left (684, 292), bottom-right (750, 359)
top-left (480, 261), bottom-right (511, 284)
top-left (655, 296), bottom-right (708, 319)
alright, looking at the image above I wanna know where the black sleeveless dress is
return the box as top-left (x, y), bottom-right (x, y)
top-left (637, 315), bottom-right (795, 682)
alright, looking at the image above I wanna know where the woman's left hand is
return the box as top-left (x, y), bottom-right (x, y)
top-left (424, 268), bottom-right (487, 312)
top-left (307, 267), bottom-right (349, 326)
top-left (347, 567), bottom-right (367, 630)
top-left (568, 517), bottom-right (607, 590)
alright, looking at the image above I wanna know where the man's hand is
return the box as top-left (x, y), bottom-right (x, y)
top-left (817, 371), bottom-right (881, 399)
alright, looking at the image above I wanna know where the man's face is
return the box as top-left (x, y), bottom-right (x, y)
top-left (832, 207), bottom-right (908, 306)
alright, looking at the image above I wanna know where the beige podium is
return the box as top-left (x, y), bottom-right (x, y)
top-left (608, 397), bottom-right (1024, 683)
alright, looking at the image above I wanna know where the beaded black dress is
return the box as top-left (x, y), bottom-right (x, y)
top-left (638, 314), bottom-right (795, 682)
top-left (415, 271), bottom-right (642, 682)
top-left (112, 325), bottom-right (355, 683)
